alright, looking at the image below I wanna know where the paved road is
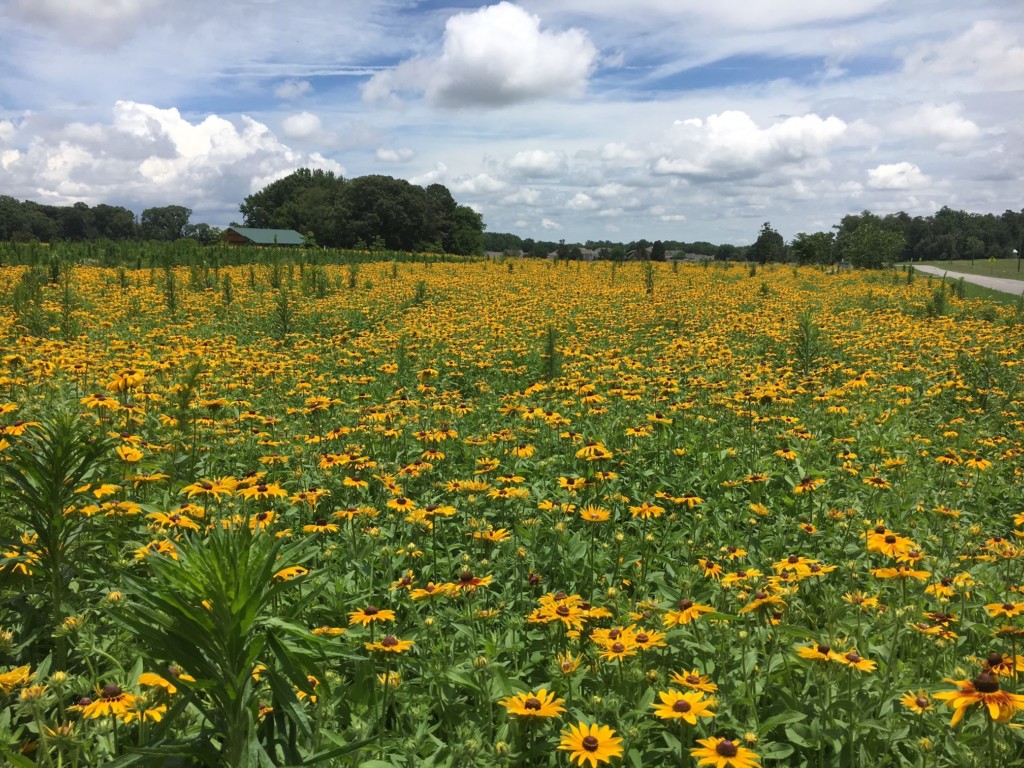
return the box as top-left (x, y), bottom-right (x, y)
top-left (907, 265), bottom-right (1024, 296)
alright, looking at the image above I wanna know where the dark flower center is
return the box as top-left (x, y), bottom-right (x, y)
top-left (672, 699), bottom-right (692, 713)
top-left (678, 599), bottom-right (693, 610)
top-left (102, 684), bottom-right (122, 698)
top-left (556, 606), bottom-right (571, 616)
top-left (1003, 603), bottom-right (1015, 611)
top-left (460, 571), bottom-right (474, 583)
top-left (611, 642), bottom-right (625, 653)
top-left (987, 653), bottom-right (1005, 667)
top-left (524, 697), bottom-right (542, 710)
top-left (788, 555), bottom-right (800, 564)
top-left (755, 591), bottom-right (768, 601)
top-left (364, 605), bottom-right (379, 615)
top-left (608, 629), bottom-right (621, 640)
top-left (884, 535), bottom-right (897, 544)
top-left (381, 636), bottom-right (398, 648)
top-left (845, 652), bottom-right (861, 664)
top-left (315, 518), bottom-right (327, 527)
top-left (716, 740), bottom-right (738, 758)
top-left (686, 675), bottom-right (700, 685)
top-left (816, 644), bottom-right (831, 655)
top-left (582, 736), bottom-right (599, 752)
top-left (636, 633), bottom-right (649, 643)
top-left (974, 672), bottom-right (1000, 693)
top-left (915, 696), bottom-right (929, 708)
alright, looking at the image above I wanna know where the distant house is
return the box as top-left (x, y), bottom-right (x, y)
top-left (221, 227), bottom-right (304, 247)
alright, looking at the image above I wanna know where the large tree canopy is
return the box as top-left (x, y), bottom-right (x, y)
top-left (238, 169), bottom-right (485, 254)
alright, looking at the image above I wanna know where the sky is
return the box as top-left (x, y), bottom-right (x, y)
top-left (1, 0), bottom-right (1022, 245)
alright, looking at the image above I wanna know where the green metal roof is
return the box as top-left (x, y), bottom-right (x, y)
top-left (226, 227), bottom-right (305, 246)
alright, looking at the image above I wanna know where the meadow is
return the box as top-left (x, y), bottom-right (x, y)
top-left (0, 255), bottom-right (1022, 767)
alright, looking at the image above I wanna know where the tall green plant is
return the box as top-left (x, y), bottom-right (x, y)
top-left (112, 525), bottom-right (360, 767)
top-left (0, 408), bottom-right (113, 666)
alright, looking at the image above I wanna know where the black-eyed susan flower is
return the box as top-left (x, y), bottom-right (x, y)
top-left (558, 722), bottom-right (623, 767)
top-left (899, 690), bottom-right (933, 714)
top-left (364, 636), bottom-right (414, 653)
top-left (934, 672), bottom-right (1024, 725)
top-left (651, 689), bottom-right (716, 724)
top-left (348, 605), bottom-right (396, 627)
top-left (663, 599), bottom-right (714, 627)
top-left (691, 736), bottom-right (761, 768)
top-left (499, 689), bottom-right (566, 718)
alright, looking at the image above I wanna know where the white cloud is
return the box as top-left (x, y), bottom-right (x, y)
top-left (376, 147), bottom-right (415, 163)
top-left (12, 0), bottom-right (161, 45)
top-left (566, 192), bottom-right (600, 210)
top-left (507, 149), bottom-right (567, 177)
top-left (653, 111), bottom-right (847, 180)
top-left (450, 173), bottom-right (507, 194)
top-left (0, 120), bottom-right (15, 144)
top-left (409, 162), bottom-right (448, 186)
top-left (541, 217), bottom-right (561, 230)
top-left (0, 101), bottom-right (342, 219)
top-left (867, 162), bottom-right (930, 190)
top-left (274, 79), bottom-right (313, 100)
top-left (502, 187), bottom-right (541, 205)
top-left (897, 103), bottom-right (981, 143)
top-left (362, 2), bottom-right (598, 108)
top-left (904, 20), bottom-right (1024, 90)
top-left (281, 112), bottom-right (323, 140)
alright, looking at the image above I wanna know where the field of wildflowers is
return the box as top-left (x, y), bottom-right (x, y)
top-left (0, 255), bottom-right (1022, 767)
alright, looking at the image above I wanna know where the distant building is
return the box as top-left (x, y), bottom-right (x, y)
top-left (221, 227), bottom-right (304, 246)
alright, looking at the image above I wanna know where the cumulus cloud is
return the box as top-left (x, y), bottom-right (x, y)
top-left (375, 147), bottom-right (415, 163)
top-left (281, 112), bottom-right (323, 140)
top-left (540, 217), bottom-right (561, 230)
top-left (502, 187), bottom-right (541, 205)
top-left (409, 162), bottom-right (448, 186)
top-left (0, 100), bottom-right (342, 216)
top-left (566, 192), bottom-right (600, 210)
top-left (904, 20), bottom-right (1024, 90)
top-left (0, 120), bottom-right (15, 144)
top-left (653, 111), bottom-right (847, 180)
top-left (506, 149), bottom-right (567, 177)
top-left (274, 79), bottom-right (313, 100)
top-left (450, 173), bottom-right (507, 194)
top-left (897, 103), bottom-right (981, 143)
top-left (867, 162), bottom-right (930, 190)
top-left (362, 2), bottom-right (598, 108)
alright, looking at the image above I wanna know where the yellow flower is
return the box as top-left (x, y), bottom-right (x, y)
top-left (348, 605), bottom-right (396, 626)
top-left (691, 736), bottom-right (761, 768)
top-left (558, 722), bottom-right (624, 768)
top-left (499, 689), bottom-right (566, 718)
top-left (935, 673), bottom-right (1024, 725)
top-left (651, 689), bottom-right (716, 723)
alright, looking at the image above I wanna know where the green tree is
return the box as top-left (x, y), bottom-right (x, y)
top-left (838, 222), bottom-right (906, 269)
top-left (750, 222), bottom-right (785, 264)
top-left (447, 205), bottom-right (485, 255)
top-left (790, 231), bottom-right (835, 265)
top-left (141, 205), bottom-right (192, 241)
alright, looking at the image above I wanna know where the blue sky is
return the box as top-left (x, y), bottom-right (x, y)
top-left (1, 0), bottom-right (1022, 244)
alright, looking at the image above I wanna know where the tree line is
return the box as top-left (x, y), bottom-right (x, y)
top-left (238, 169), bottom-right (484, 254)
top-left (0, 169), bottom-right (486, 256)
top-left (488, 206), bottom-right (1024, 268)
top-left (0, 197), bottom-right (220, 244)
